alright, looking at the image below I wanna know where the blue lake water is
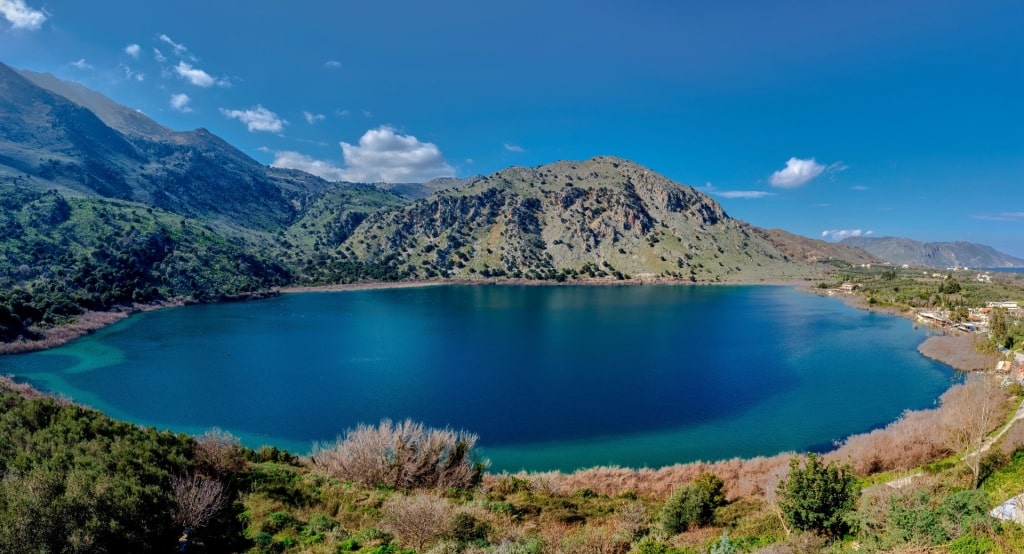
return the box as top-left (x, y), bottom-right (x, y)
top-left (1, 285), bottom-right (954, 472)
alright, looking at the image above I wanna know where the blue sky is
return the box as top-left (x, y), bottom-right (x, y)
top-left (2, 0), bottom-right (1022, 257)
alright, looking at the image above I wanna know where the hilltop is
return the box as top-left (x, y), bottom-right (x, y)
top-left (343, 157), bottom-right (819, 283)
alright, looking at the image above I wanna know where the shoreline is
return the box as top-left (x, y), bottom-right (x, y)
top-left (0, 276), bottom-right (996, 477)
top-left (2, 276), bottom-right (983, 373)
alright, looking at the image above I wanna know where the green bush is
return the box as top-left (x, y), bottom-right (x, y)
top-left (659, 472), bottom-right (726, 533)
top-left (776, 454), bottom-right (859, 539)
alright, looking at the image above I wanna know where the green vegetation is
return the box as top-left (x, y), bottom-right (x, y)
top-left (776, 454), bottom-right (859, 539)
top-left (0, 187), bottom-right (290, 342)
top-left (821, 265), bottom-right (1024, 353)
top-left (3, 376), bottom-right (1024, 553)
top-left (660, 473), bottom-right (727, 533)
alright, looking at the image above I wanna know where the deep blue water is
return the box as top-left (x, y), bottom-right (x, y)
top-left (1, 285), bottom-right (954, 472)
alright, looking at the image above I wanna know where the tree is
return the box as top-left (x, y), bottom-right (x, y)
top-left (939, 277), bottom-right (961, 294)
top-left (950, 305), bottom-right (969, 324)
top-left (660, 472), bottom-right (727, 533)
top-left (989, 308), bottom-right (1011, 349)
top-left (941, 374), bottom-right (1007, 488)
top-left (171, 474), bottom-right (228, 545)
top-left (776, 454), bottom-right (859, 540)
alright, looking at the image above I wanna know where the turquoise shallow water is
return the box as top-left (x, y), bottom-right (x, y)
top-left (1, 285), bottom-right (954, 472)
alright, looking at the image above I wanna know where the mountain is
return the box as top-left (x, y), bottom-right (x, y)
top-left (18, 68), bottom-right (175, 141)
top-left (754, 228), bottom-right (882, 267)
top-left (342, 156), bottom-right (821, 282)
top-left (1, 62), bottom-right (884, 345)
top-left (0, 62), bottom-right (347, 232)
top-left (375, 176), bottom-right (480, 200)
top-left (839, 236), bottom-right (1024, 268)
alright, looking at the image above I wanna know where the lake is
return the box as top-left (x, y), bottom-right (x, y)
top-left (1, 284), bottom-right (954, 472)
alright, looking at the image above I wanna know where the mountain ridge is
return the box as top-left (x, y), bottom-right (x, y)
top-left (840, 236), bottom-right (1024, 268)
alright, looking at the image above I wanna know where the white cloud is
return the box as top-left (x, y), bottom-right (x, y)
top-left (0, 0), bottom-right (46, 30)
top-left (70, 58), bottom-right (93, 70)
top-left (121, 64), bottom-right (144, 81)
top-left (701, 182), bottom-right (773, 199)
top-left (717, 190), bottom-right (775, 199)
top-left (271, 151), bottom-right (348, 181)
top-left (339, 127), bottom-right (455, 182)
top-left (324, 60), bottom-right (342, 69)
top-left (125, 43), bottom-right (141, 58)
top-left (821, 229), bottom-right (873, 241)
top-left (851, 185), bottom-right (869, 191)
top-left (153, 48), bottom-right (167, 63)
top-left (303, 111), bottom-right (325, 124)
top-left (503, 143), bottom-right (525, 153)
top-left (220, 105), bottom-right (287, 133)
top-left (174, 61), bottom-right (227, 88)
top-left (158, 34), bottom-right (188, 56)
top-left (335, 109), bottom-right (350, 117)
top-left (170, 93), bottom-right (192, 113)
top-left (272, 126), bottom-right (456, 183)
top-left (770, 157), bottom-right (827, 188)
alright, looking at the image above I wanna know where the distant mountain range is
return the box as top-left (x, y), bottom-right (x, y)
top-left (1, 59), bottom-right (1012, 342)
top-left (840, 237), bottom-right (1024, 269)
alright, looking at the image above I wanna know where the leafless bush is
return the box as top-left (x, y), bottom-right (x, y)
top-left (171, 473), bottom-right (228, 529)
top-left (380, 492), bottom-right (453, 552)
top-left (556, 522), bottom-right (624, 554)
top-left (941, 374), bottom-right (1008, 487)
top-left (309, 419), bottom-right (484, 489)
top-left (829, 408), bottom-right (950, 474)
top-left (194, 428), bottom-right (246, 476)
top-left (522, 454), bottom-right (792, 501)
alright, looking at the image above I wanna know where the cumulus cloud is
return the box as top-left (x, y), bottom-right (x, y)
top-left (153, 48), bottom-right (167, 63)
top-left (303, 111), bottom-right (325, 124)
top-left (174, 61), bottom-right (227, 88)
top-left (821, 229), bottom-right (873, 241)
top-left (272, 126), bottom-right (455, 183)
top-left (170, 93), bottom-right (192, 113)
top-left (770, 157), bottom-right (827, 188)
top-left (339, 127), bottom-right (455, 182)
top-left (220, 105), bottom-right (286, 132)
top-left (271, 151), bottom-right (348, 181)
top-left (0, 0), bottom-right (46, 30)
top-left (125, 43), bottom-right (141, 58)
top-left (158, 34), bottom-right (188, 56)
top-left (503, 143), bottom-right (525, 153)
top-left (70, 58), bottom-right (93, 70)
top-left (324, 60), bottom-right (342, 69)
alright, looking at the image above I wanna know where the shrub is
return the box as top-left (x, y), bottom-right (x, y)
top-left (776, 454), bottom-right (858, 540)
top-left (194, 427), bottom-right (247, 475)
top-left (310, 419), bottom-right (485, 489)
top-left (659, 472), bottom-right (726, 533)
top-left (380, 492), bottom-right (453, 552)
